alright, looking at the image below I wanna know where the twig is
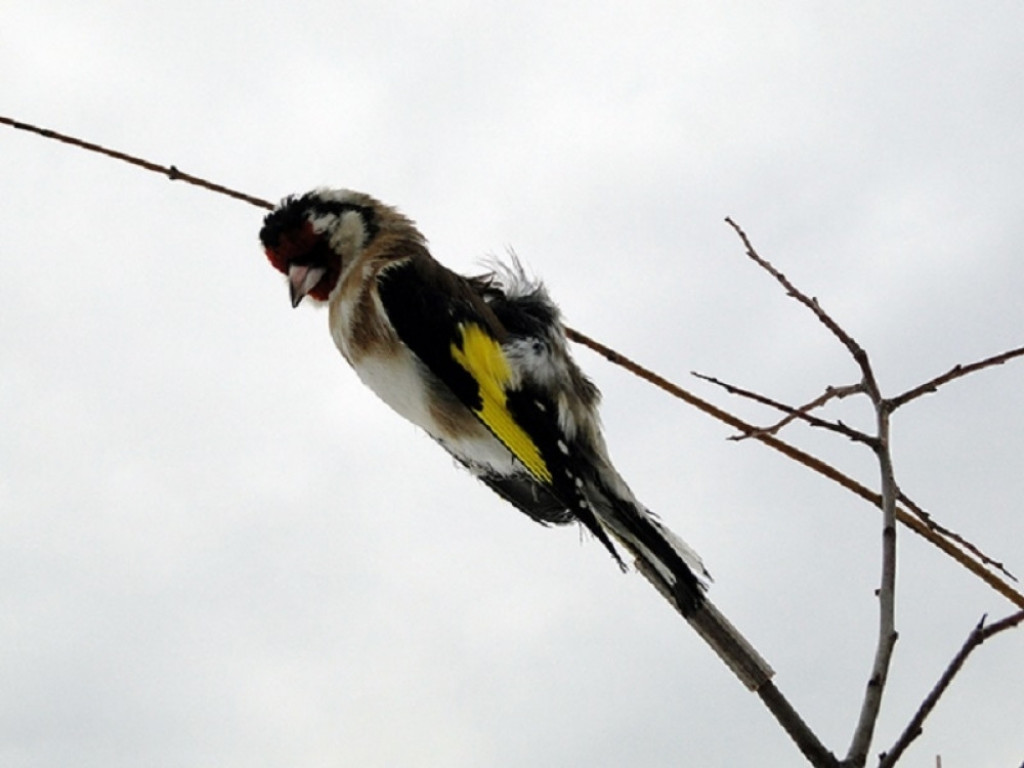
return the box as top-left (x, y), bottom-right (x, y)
top-left (897, 491), bottom-right (1017, 582)
top-left (724, 218), bottom-right (900, 766)
top-left (759, 682), bottom-right (839, 767)
top-left (888, 345), bottom-right (1024, 411)
top-left (724, 217), bottom-right (882, 402)
top-left (568, 327), bottom-right (1023, 609)
top-left (845, 405), bottom-right (899, 768)
top-left (0, 115), bottom-right (275, 210)
top-left (722, 219), bottom-right (1023, 765)
top-left (693, 372), bottom-right (873, 445)
top-left (636, 559), bottom-right (838, 767)
top-left (696, 364), bottom-right (1017, 586)
top-left (693, 364), bottom-right (1018, 584)
top-left (740, 383), bottom-right (865, 440)
top-left (878, 610), bottom-right (1024, 767)
top-left (693, 369), bottom-right (1019, 585)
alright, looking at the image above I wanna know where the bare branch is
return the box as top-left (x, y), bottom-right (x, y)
top-left (693, 371), bottom-right (873, 445)
top-left (0, 115), bottom-right (275, 210)
top-left (636, 559), bottom-right (838, 767)
top-left (693, 366), bottom-right (1018, 586)
top-left (725, 217), bottom-right (882, 402)
top-left (720, 220), bottom-right (902, 765)
top-left (720, 219), bottom-right (1020, 765)
top-left (759, 682), bottom-right (840, 767)
top-left (845, 407), bottom-right (900, 767)
top-left (888, 344), bottom-right (1024, 411)
top-left (896, 509), bottom-right (1023, 609)
top-left (749, 383), bottom-right (865, 438)
top-left (897, 491), bottom-right (1017, 583)
top-left (878, 610), bottom-right (1024, 767)
top-left (695, 362), bottom-right (1018, 584)
top-left (567, 327), bottom-right (1023, 608)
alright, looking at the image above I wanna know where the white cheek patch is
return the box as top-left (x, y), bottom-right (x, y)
top-left (327, 210), bottom-right (369, 255)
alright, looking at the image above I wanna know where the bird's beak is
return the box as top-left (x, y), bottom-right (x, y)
top-left (287, 264), bottom-right (326, 308)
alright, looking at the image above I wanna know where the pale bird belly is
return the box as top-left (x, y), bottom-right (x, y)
top-left (330, 294), bottom-right (520, 476)
top-left (351, 350), bottom-right (440, 433)
top-left (352, 351), bottom-right (520, 476)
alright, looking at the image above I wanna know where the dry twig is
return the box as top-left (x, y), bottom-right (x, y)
top-left (567, 327), bottom-right (1022, 608)
top-left (692, 372), bottom-right (872, 445)
top-left (0, 115), bottom-right (275, 210)
top-left (724, 219), bottom-right (898, 766)
top-left (888, 346), bottom-right (1024, 411)
top-left (694, 376), bottom-right (1016, 584)
top-left (721, 218), bottom-right (1023, 765)
top-left (878, 610), bottom-right (1024, 767)
top-left (896, 492), bottom-right (1016, 582)
top-left (724, 218), bottom-right (882, 402)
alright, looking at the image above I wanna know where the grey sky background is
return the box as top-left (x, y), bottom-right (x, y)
top-left (3, 2), bottom-right (1023, 765)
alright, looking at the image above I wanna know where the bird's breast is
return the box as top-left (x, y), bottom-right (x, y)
top-left (327, 269), bottom-right (520, 476)
top-left (350, 348), bottom-right (440, 431)
top-left (346, 344), bottom-right (521, 475)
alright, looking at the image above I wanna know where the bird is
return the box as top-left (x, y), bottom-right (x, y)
top-left (259, 187), bottom-right (711, 617)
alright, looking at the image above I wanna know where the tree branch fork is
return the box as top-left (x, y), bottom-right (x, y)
top-left (699, 218), bottom-right (1023, 766)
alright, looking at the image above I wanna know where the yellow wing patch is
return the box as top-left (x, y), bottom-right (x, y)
top-left (450, 323), bottom-right (552, 484)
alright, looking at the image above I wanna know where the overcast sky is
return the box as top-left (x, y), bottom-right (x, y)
top-left (3, 2), bottom-right (1023, 766)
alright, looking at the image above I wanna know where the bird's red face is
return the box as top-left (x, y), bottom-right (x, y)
top-left (261, 191), bottom-right (381, 307)
top-left (260, 196), bottom-right (341, 307)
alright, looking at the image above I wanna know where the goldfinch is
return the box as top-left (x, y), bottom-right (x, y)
top-left (259, 188), bottom-right (710, 616)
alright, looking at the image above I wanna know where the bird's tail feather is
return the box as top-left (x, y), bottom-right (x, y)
top-left (590, 490), bottom-right (708, 617)
top-left (590, 482), bottom-right (773, 690)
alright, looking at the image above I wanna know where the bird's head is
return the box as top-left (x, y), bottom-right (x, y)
top-left (259, 188), bottom-right (381, 307)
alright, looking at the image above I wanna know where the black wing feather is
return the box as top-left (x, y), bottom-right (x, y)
top-left (377, 257), bottom-right (624, 564)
